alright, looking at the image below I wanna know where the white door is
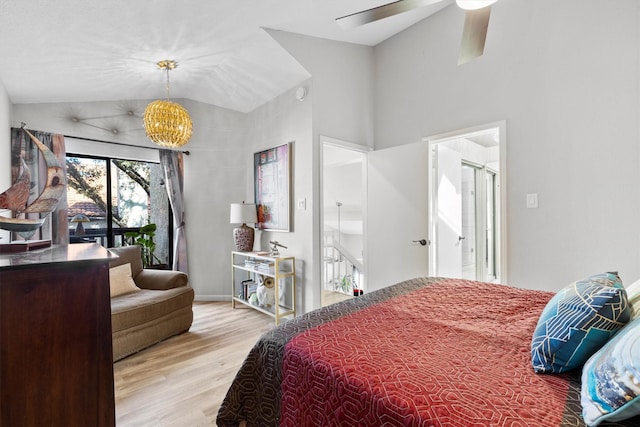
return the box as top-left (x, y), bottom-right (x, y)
top-left (366, 141), bottom-right (430, 292)
top-left (434, 144), bottom-right (463, 278)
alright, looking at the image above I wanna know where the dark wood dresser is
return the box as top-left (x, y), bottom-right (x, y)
top-left (0, 243), bottom-right (116, 426)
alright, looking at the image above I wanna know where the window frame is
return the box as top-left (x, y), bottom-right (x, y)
top-left (66, 152), bottom-right (173, 263)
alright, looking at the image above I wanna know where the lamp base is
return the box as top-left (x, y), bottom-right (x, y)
top-left (233, 224), bottom-right (255, 252)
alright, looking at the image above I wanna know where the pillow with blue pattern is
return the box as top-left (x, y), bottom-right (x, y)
top-left (581, 317), bottom-right (640, 426)
top-left (531, 272), bottom-right (631, 374)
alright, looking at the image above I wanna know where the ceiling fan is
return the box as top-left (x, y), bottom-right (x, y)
top-left (336, 0), bottom-right (498, 65)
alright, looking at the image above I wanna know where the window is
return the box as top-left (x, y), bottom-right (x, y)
top-left (66, 154), bottom-right (172, 266)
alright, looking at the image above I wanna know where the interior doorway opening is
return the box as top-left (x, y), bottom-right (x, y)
top-left (427, 122), bottom-right (506, 283)
top-left (320, 137), bottom-right (368, 307)
top-left (460, 161), bottom-right (498, 281)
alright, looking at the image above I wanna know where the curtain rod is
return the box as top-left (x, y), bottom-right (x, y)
top-left (62, 134), bottom-right (190, 155)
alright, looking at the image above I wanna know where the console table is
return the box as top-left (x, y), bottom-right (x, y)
top-left (231, 251), bottom-right (296, 324)
top-left (0, 243), bottom-right (116, 426)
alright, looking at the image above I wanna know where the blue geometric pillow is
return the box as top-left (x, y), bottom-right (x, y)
top-left (581, 317), bottom-right (640, 426)
top-left (531, 272), bottom-right (631, 374)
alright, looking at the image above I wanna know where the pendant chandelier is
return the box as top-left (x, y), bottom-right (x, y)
top-left (143, 60), bottom-right (193, 148)
top-left (456, 0), bottom-right (497, 10)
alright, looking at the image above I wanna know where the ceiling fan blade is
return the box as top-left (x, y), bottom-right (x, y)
top-left (336, 0), bottom-right (442, 30)
top-left (458, 6), bottom-right (491, 65)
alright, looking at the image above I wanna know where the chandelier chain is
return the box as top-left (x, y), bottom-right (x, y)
top-left (165, 68), bottom-right (171, 100)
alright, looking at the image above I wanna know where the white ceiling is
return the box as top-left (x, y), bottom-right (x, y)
top-left (0, 0), bottom-right (453, 113)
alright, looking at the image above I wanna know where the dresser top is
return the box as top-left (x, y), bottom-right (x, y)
top-left (0, 243), bottom-right (114, 270)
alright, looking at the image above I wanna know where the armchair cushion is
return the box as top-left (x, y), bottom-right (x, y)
top-left (110, 287), bottom-right (194, 333)
top-left (135, 269), bottom-right (189, 290)
top-left (108, 245), bottom-right (144, 278)
top-left (109, 263), bottom-right (140, 297)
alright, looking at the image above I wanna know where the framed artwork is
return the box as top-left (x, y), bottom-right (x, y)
top-left (254, 142), bottom-right (291, 231)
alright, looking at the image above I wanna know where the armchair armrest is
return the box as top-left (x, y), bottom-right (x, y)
top-left (135, 269), bottom-right (189, 290)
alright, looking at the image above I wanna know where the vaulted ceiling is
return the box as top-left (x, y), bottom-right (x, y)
top-left (0, 0), bottom-right (453, 113)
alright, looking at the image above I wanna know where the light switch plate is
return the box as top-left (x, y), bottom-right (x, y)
top-left (297, 198), bottom-right (306, 210)
top-left (526, 193), bottom-right (538, 209)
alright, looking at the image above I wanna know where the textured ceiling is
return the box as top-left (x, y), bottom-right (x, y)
top-left (0, 0), bottom-right (452, 113)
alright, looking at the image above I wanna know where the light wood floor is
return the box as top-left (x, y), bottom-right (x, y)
top-left (114, 301), bottom-right (274, 427)
top-left (321, 289), bottom-right (353, 307)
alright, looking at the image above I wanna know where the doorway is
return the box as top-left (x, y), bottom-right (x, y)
top-left (460, 161), bottom-right (498, 281)
top-left (320, 137), bottom-right (368, 306)
top-left (427, 123), bottom-right (506, 283)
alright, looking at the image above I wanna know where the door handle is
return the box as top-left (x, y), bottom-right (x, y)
top-left (413, 239), bottom-right (428, 246)
top-left (458, 236), bottom-right (466, 241)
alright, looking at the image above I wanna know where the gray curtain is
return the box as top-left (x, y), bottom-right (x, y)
top-left (159, 150), bottom-right (188, 273)
top-left (9, 128), bottom-right (68, 244)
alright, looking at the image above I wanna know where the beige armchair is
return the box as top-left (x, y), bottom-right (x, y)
top-left (107, 245), bottom-right (194, 361)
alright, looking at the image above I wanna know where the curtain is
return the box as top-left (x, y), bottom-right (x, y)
top-left (159, 149), bottom-right (188, 273)
top-left (9, 128), bottom-right (68, 244)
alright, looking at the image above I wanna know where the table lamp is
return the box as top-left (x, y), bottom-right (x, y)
top-left (230, 202), bottom-right (257, 252)
top-left (70, 213), bottom-right (90, 236)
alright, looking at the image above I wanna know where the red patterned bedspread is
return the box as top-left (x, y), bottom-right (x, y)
top-left (281, 279), bottom-right (565, 426)
top-left (216, 277), bottom-right (640, 427)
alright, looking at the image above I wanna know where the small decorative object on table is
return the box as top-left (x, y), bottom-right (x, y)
top-left (241, 279), bottom-right (257, 301)
top-left (257, 275), bottom-right (276, 307)
top-left (70, 213), bottom-right (90, 236)
top-left (269, 240), bottom-right (287, 257)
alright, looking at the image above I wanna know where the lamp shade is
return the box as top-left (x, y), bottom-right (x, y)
top-left (230, 203), bottom-right (257, 224)
top-left (456, 0), bottom-right (497, 10)
top-left (70, 214), bottom-right (90, 223)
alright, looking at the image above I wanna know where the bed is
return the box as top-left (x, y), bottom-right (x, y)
top-left (216, 277), bottom-right (640, 426)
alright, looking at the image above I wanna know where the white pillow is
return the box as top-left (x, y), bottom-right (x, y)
top-left (109, 263), bottom-right (140, 297)
top-left (625, 278), bottom-right (640, 319)
top-left (581, 318), bottom-right (640, 426)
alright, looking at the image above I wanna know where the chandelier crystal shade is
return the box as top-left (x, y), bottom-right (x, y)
top-left (456, 0), bottom-right (497, 10)
top-left (143, 60), bottom-right (193, 148)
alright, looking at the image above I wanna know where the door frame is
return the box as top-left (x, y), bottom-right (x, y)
top-left (424, 120), bottom-right (508, 283)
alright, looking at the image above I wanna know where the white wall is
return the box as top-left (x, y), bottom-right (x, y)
top-left (268, 30), bottom-right (375, 150)
top-left (0, 78), bottom-right (10, 147)
top-left (374, 0), bottom-right (640, 290)
top-left (0, 78), bottom-right (12, 242)
top-left (440, 139), bottom-right (498, 169)
top-left (13, 99), bottom-right (248, 300)
top-left (179, 99), bottom-right (249, 300)
top-left (245, 84), bottom-right (314, 312)
top-left (13, 100), bottom-right (161, 160)
top-left (268, 30), bottom-right (375, 309)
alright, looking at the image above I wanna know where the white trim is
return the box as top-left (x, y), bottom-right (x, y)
top-left (321, 135), bottom-right (372, 153)
top-left (194, 295), bottom-right (231, 302)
